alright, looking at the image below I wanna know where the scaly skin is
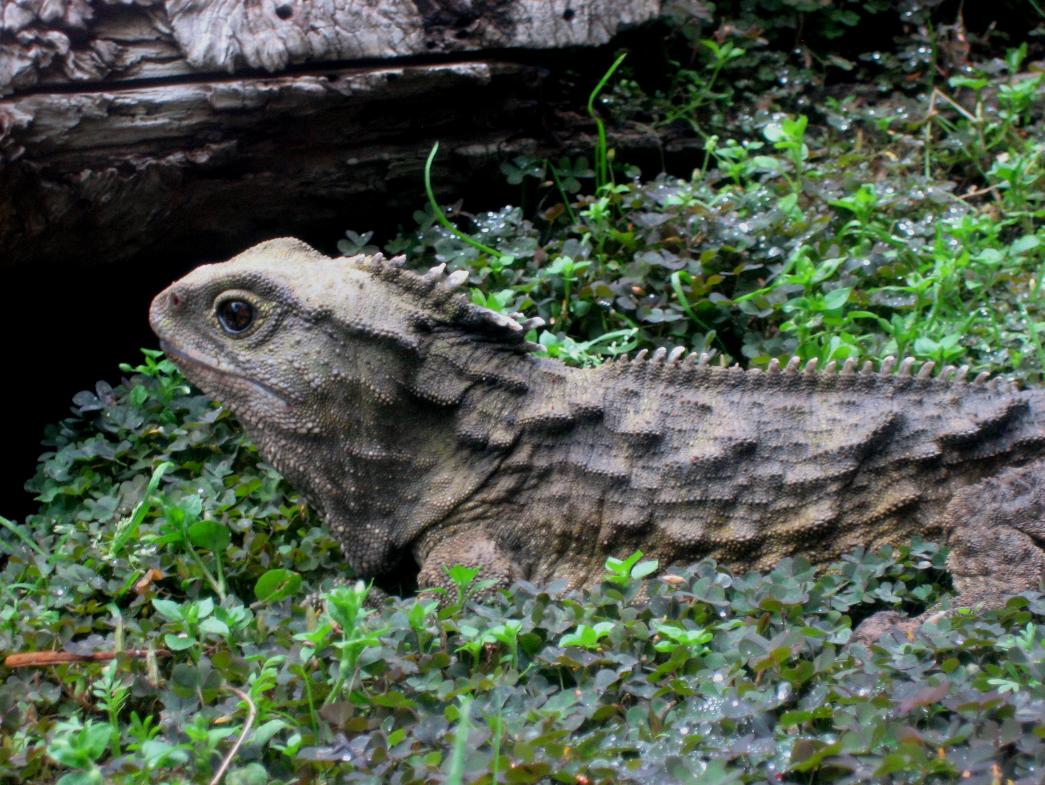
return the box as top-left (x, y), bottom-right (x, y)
top-left (150, 238), bottom-right (1045, 612)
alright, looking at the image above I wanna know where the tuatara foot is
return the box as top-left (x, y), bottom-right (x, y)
top-left (416, 528), bottom-right (520, 599)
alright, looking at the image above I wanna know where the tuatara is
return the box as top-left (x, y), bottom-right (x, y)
top-left (150, 238), bottom-right (1045, 615)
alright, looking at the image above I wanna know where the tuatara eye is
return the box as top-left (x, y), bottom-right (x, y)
top-left (216, 299), bottom-right (255, 334)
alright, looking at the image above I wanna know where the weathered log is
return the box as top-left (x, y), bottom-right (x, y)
top-left (0, 0), bottom-right (663, 269)
top-left (2, 0), bottom-right (661, 92)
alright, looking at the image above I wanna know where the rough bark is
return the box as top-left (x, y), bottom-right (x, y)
top-left (0, 0), bottom-right (663, 268)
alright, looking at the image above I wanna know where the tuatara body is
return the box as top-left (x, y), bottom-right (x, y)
top-left (150, 238), bottom-right (1045, 612)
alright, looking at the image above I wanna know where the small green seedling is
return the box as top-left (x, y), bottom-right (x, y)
top-left (559, 621), bottom-right (616, 650)
top-left (603, 550), bottom-right (659, 586)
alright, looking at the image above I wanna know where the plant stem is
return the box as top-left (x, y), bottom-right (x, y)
top-left (208, 687), bottom-right (256, 785)
top-left (424, 143), bottom-right (501, 259)
top-left (187, 546), bottom-right (225, 602)
top-left (446, 697), bottom-right (473, 785)
top-left (1020, 303), bottom-right (1045, 380)
top-left (490, 713), bottom-right (503, 783)
top-left (110, 461), bottom-right (172, 557)
top-left (0, 515), bottom-right (46, 557)
top-left (588, 53), bottom-right (628, 190)
top-left (546, 160), bottom-right (579, 225)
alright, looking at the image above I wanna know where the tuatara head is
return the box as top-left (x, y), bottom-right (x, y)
top-left (149, 237), bottom-right (538, 576)
top-left (149, 237), bottom-right (425, 436)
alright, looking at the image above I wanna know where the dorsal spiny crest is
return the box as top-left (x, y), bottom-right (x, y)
top-left (340, 254), bottom-right (537, 349)
top-left (612, 349), bottom-right (1002, 394)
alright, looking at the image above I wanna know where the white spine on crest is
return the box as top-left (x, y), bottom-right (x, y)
top-left (445, 270), bottom-right (469, 289)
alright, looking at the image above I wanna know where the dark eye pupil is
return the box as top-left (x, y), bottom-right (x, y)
top-left (217, 299), bottom-right (254, 333)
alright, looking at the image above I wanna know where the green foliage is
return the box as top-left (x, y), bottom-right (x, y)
top-left (656, 38), bottom-right (747, 135)
top-left (0, 352), bottom-right (1042, 782)
top-left (46, 716), bottom-right (110, 785)
top-left (2, 376), bottom-right (1042, 784)
top-left (294, 581), bottom-right (389, 707)
top-left (388, 38), bottom-right (1045, 383)
top-left (653, 622), bottom-right (714, 656)
top-left (253, 568), bottom-right (301, 604)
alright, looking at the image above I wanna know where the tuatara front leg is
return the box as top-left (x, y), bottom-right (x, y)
top-left (855, 459), bottom-right (1045, 644)
top-left (415, 527), bottom-right (521, 596)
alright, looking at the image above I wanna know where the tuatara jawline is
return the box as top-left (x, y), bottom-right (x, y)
top-left (150, 237), bottom-right (1045, 622)
top-left (159, 340), bottom-right (293, 409)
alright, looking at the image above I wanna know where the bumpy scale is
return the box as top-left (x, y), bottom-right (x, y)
top-left (150, 238), bottom-right (1045, 618)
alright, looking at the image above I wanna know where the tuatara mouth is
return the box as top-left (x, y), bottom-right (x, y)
top-left (159, 340), bottom-right (291, 409)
